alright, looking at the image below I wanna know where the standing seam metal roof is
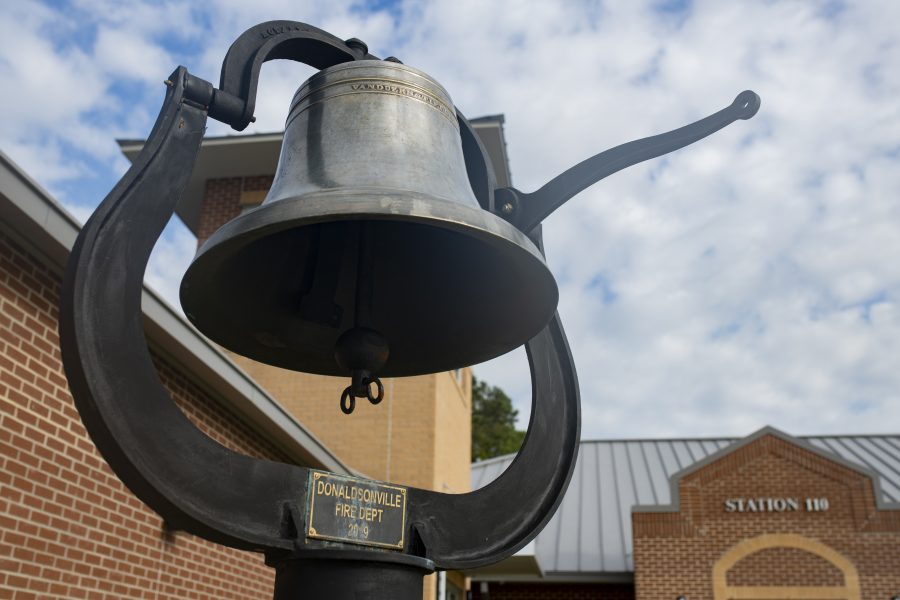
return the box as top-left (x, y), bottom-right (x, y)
top-left (470, 432), bottom-right (900, 576)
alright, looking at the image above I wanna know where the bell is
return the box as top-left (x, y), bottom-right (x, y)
top-left (180, 60), bottom-right (558, 379)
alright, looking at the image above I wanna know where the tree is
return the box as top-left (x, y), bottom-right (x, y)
top-left (471, 376), bottom-right (526, 461)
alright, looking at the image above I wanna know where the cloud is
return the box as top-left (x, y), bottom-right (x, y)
top-left (0, 4), bottom-right (108, 176)
top-left (461, 0), bottom-right (900, 438)
top-left (94, 27), bottom-right (174, 83)
top-left (2, 0), bottom-right (900, 441)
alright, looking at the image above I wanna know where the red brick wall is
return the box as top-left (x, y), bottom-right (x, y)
top-left (0, 230), bottom-right (289, 598)
top-left (197, 175), bottom-right (272, 247)
top-left (242, 176), bottom-right (274, 194)
top-left (633, 434), bottom-right (900, 600)
top-left (197, 177), bottom-right (242, 247)
top-left (470, 582), bottom-right (634, 600)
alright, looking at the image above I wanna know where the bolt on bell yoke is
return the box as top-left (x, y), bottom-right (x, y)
top-left (180, 60), bottom-right (560, 410)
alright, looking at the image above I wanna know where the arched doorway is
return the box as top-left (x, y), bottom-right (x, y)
top-left (712, 534), bottom-right (861, 600)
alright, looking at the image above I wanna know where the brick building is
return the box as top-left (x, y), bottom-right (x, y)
top-left (4, 113), bottom-right (900, 600)
top-left (469, 427), bottom-right (900, 599)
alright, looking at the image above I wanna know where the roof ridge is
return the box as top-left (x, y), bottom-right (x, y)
top-left (116, 131), bottom-right (286, 147)
top-left (579, 436), bottom-right (738, 444)
top-left (578, 433), bottom-right (900, 444)
top-left (472, 433), bottom-right (900, 468)
top-left (471, 453), bottom-right (518, 467)
top-left (802, 433), bottom-right (900, 439)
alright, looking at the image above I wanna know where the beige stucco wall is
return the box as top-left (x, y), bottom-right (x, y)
top-left (230, 357), bottom-right (472, 491)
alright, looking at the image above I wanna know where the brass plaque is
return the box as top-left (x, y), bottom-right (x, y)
top-left (306, 470), bottom-right (407, 550)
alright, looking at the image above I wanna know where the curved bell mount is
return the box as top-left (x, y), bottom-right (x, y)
top-left (59, 24), bottom-right (581, 576)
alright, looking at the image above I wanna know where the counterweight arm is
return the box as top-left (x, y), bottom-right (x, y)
top-left (497, 90), bottom-right (761, 233)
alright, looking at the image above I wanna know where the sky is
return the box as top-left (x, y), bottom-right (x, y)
top-left (2, 0), bottom-right (899, 440)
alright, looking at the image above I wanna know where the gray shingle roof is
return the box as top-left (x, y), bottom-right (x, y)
top-left (470, 431), bottom-right (900, 577)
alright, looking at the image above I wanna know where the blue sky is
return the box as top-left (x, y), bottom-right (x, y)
top-left (2, 0), bottom-right (899, 439)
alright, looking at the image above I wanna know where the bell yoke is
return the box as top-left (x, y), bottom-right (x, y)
top-left (59, 19), bottom-right (759, 599)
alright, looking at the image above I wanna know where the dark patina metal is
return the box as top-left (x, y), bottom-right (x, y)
top-left (58, 19), bottom-right (759, 599)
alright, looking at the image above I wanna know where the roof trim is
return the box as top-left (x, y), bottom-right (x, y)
top-left (469, 114), bottom-right (505, 125)
top-left (117, 131), bottom-right (286, 151)
top-left (119, 114), bottom-right (515, 234)
top-left (472, 453), bottom-right (520, 468)
top-left (118, 133), bottom-right (285, 235)
top-left (468, 571), bottom-right (634, 584)
top-left (578, 432), bottom-right (900, 444)
top-left (633, 425), bottom-right (900, 514)
top-left (463, 540), bottom-right (544, 581)
top-left (479, 432), bottom-right (900, 460)
top-left (0, 149), bottom-right (350, 474)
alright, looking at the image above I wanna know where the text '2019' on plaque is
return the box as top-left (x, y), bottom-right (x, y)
top-left (307, 470), bottom-right (408, 550)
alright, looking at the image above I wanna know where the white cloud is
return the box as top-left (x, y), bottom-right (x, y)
top-left (94, 27), bottom-right (173, 83)
top-left (2, 0), bottom-right (900, 441)
top-left (0, 4), bottom-right (109, 174)
top-left (460, 0), bottom-right (900, 439)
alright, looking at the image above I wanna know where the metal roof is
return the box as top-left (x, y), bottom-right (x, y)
top-left (470, 429), bottom-right (900, 578)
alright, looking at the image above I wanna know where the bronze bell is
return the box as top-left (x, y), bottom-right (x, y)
top-left (180, 60), bottom-right (558, 383)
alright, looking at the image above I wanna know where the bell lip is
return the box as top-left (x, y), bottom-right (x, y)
top-left (193, 187), bottom-right (551, 273)
top-left (181, 188), bottom-right (559, 377)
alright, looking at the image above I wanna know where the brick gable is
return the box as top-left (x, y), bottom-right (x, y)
top-left (633, 430), bottom-right (900, 600)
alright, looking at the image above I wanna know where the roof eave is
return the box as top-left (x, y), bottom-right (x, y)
top-left (633, 425), bottom-right (900, 514)
top-left (118, 116), bottom-right (514, 235)
top-left (0, 149), bottom-right (351, 474)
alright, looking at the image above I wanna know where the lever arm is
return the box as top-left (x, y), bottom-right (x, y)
top-left (498, 90), bottom-right (760, 233)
